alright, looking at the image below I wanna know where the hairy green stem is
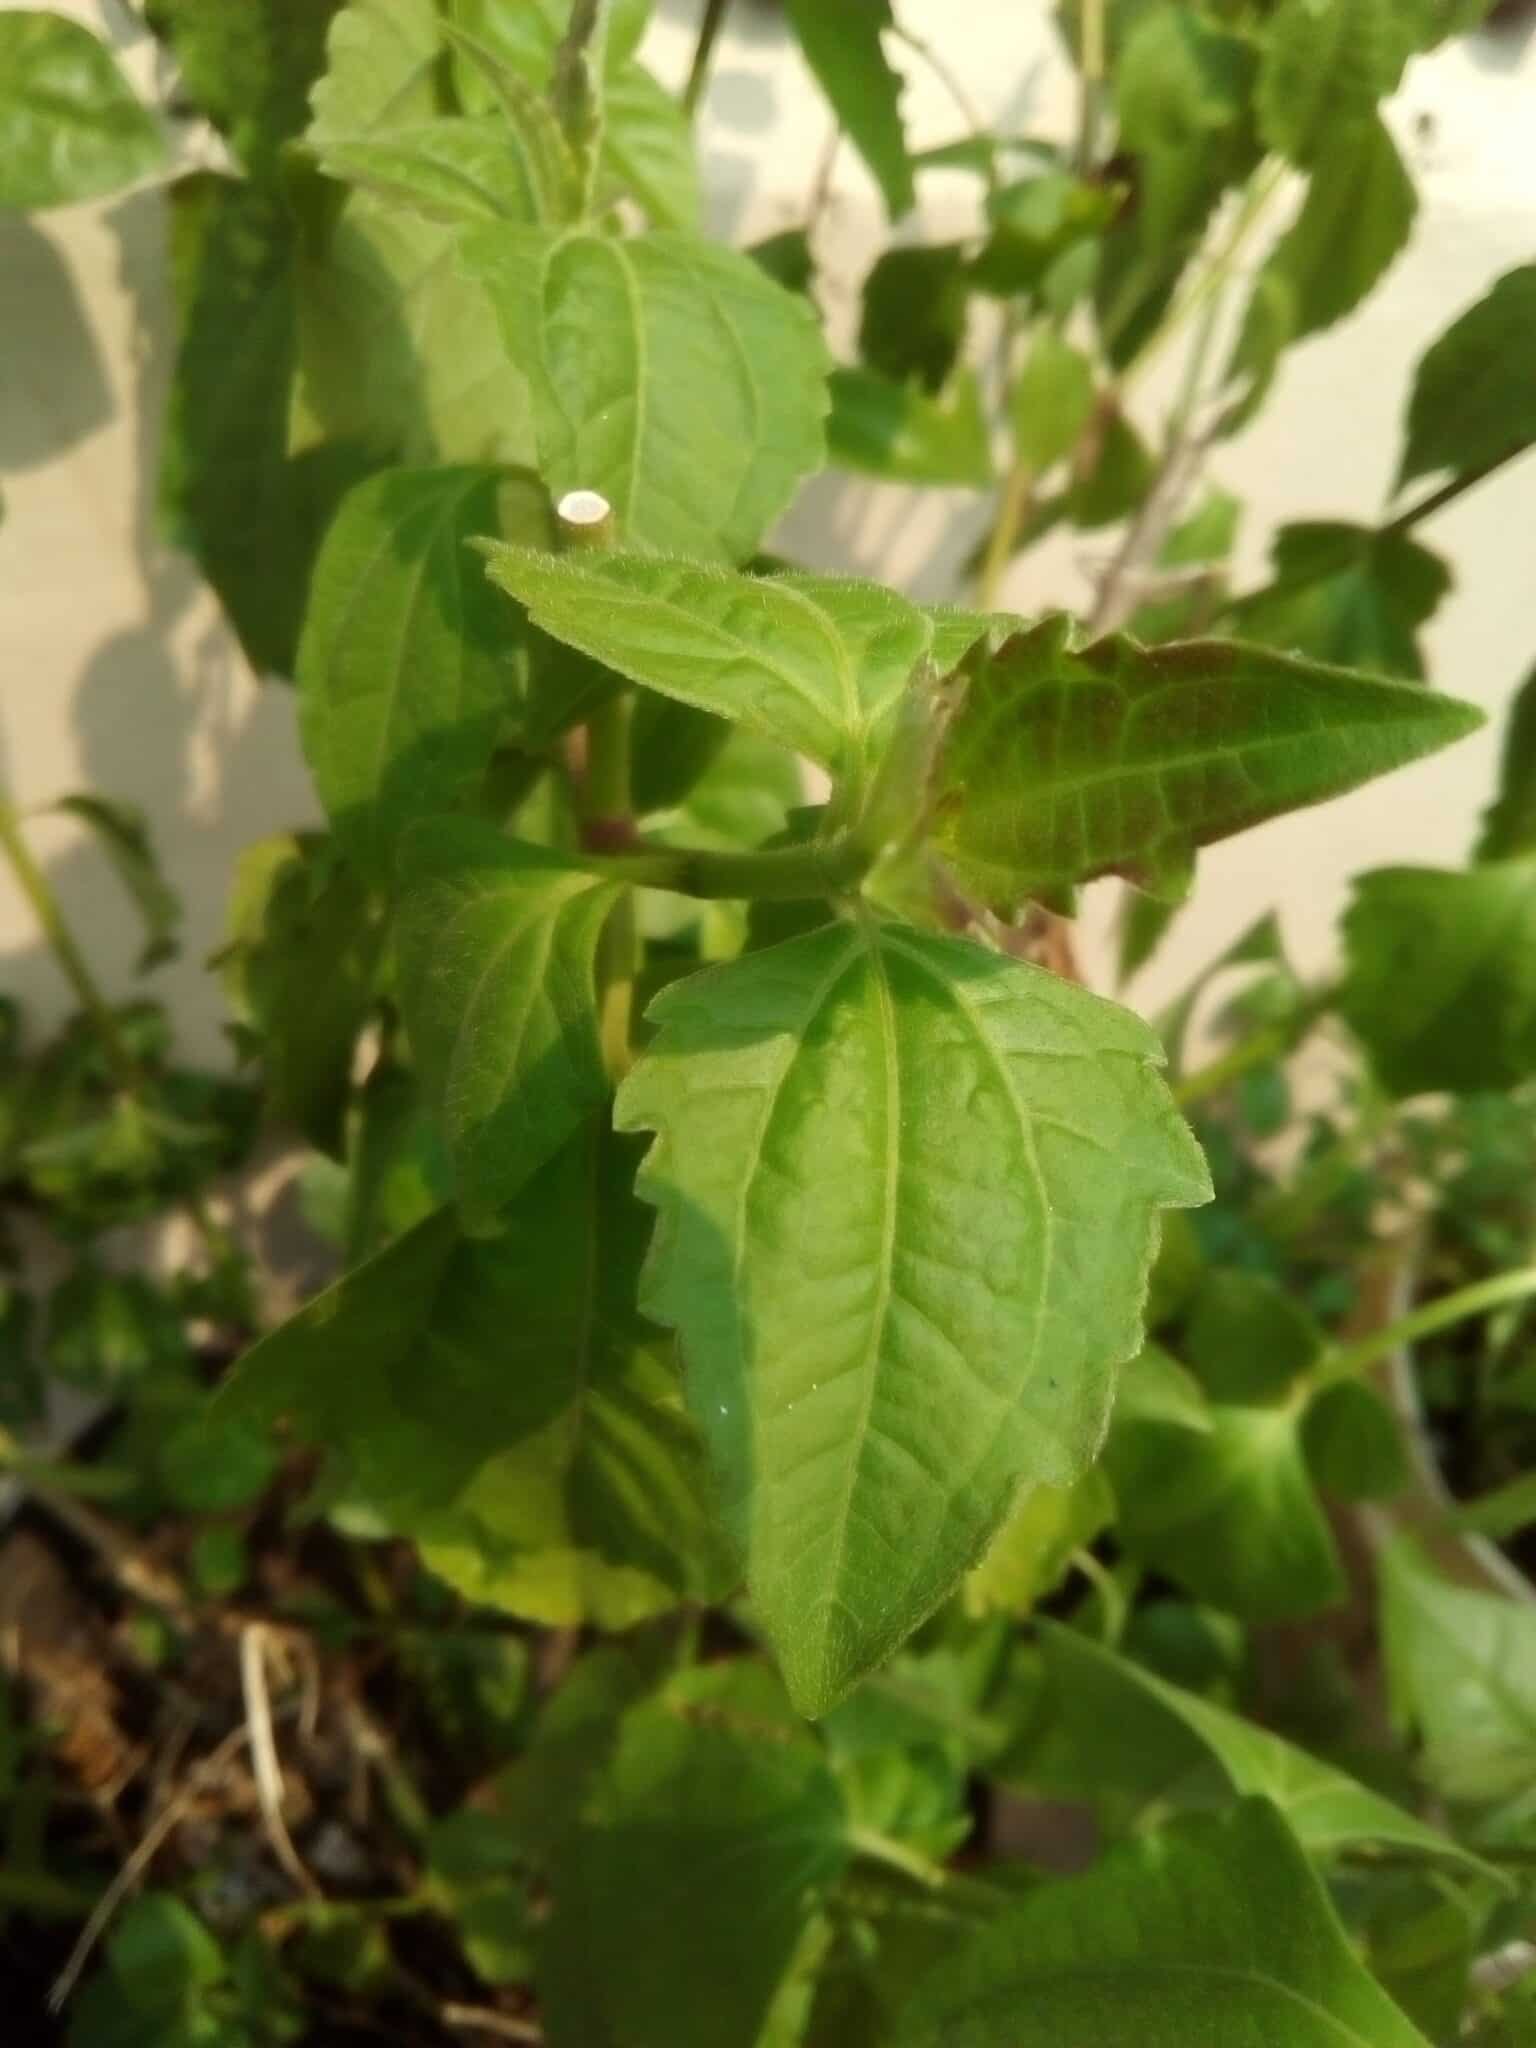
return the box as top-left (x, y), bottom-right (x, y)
top-left (584, 831), bottom-right (871, 903)
top-left (0, 795), bottom-right (140, 1092)
top-left (682, 0), bottom-right (731, 116)
top-left (551, 0), bottom-right (609, 205)
top-left (1321, 1265), bottom-right (1536, 1387)
top-left (976, 458), bottom-right (1035, 609)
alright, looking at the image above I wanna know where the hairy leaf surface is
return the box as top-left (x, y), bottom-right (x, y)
top-left (934, 618), bottom-right (1482, 910)
top-left (462, 227), bottom-right (829, 562)
top-left (480, 548), bottom-right (932, 786)
top-left (617, 922), bottom-right (1209, 1712)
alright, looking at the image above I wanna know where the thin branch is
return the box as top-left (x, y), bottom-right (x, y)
top-left (240, 1624), bottom-right (321, 1899)
top-left (1381, 444), bottom-right (1533, 537)
top-left (682, 0), bottom-right (731, 117)
top-left (49, 1721), bottom-right (254, 2012)
top-left (441, 2007), bottom-right (544, 2044)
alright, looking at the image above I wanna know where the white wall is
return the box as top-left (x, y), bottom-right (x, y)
top-left (3, 0), bottom-right (1535, 1061)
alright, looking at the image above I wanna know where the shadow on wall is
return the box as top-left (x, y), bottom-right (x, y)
top-left (0, 189), bottom-right (314, 1070)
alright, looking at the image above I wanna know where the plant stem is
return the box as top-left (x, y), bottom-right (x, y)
top-left (584, 830), bottom-right (871, 903)
top-left (584, 696), bottom-right (638, 1080)
top-left (0, 796), bottom-right (140, 1093)
top-left (976, 459), bottom-right (1035, 609)
top-left (551, 0), bottom-right (608, 206)
top-left (682, 0), bottom-right (731, 117)
top-left (1075, 0), bottom-right (1107, 171)
top-left (1382, 444), bottom-right (1532, 538)
top-left (1321, 1266), bottom-right (1536, 1387)
top-left (847, 1825), bottom-right (953, 1891)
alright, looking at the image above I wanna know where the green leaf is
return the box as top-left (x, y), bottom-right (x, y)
top-left (1025, 1622), bottom-right (1489, 1875)
top-left (1228, 522), bottom-right (1452, 679)
top-left (53, 795), bottom-right (181, 972)
top-left (461, 226), bottom-right (829, 563)
top-left (1009, 332), bottom-right (1095, 474)
top-left (1107, 1395), bottom-right (1345, 1620)
top-left (827, 366), bottom-right (993, 487)
top-left (540, 1700), bottom-right (848, 2048)
top-left (1256, 114), bottom-right (1417, 340)
top-left (479, 548), bottom-right (932, 789)
top-left (308, 0), bottom-right (442, 147)
top-left (0, 10), bottom-right (165, 210)
top-left (1184, 1267), bottom-right (1323, 1405)
top-left (598, 63), bottom-right (700, 229)
top-left (292, 193), bottom-right (537, 469)
top-left (296, 466), bottom-right (525, 882)
top-left (1381, 1535), bottom-right (1536, 1803)
top-left (144, 0), bottom-right (342, 177)
top-left (1398, 265), bottom-right (1536, 490)
top-left (394, 823), bottom-right (619, 1229)
top-left (160, 171), bottom-right (372, 679)
top-left (1257, 0), bottom-right (1410, 167)
top-left (897, 1800), bottom-right (1431, 2046)
top-left (616, 921), bottom-right (1208, 1713)
top-left (1476, 662), bottom-right (1536, 862)
top-left (218, 1126), bottom-right (728, 1629)
top-left (1340, 859), bottom-right (1536, 1096)
top-left (221, 833), bottom-right (382, 1154)
top-left (859, 245), bottom-right (970, 394)
top-left (1301, 1380), bottom-right (1407, 1501)
top-left (46, 1266), bottom-right (187, 1392)
top-left (313, 111), bottom-right (579, 226)
top-left (968, 170), bottom-right (1117, 300)
top-left (782, 0), bottom-right (913, 222)
top-left (933, 618), bottom-right (1481, 912)
top-left (1066, 403), bottom-right (1154, 526)
top-left (1115, 7), bottom-right (1256, 250)
top-left (963, 1472), bottom-right (1114, 1617)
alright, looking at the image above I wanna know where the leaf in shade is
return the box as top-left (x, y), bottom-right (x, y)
top-left (1183, 1267), bottom-right (1323, 1406)
top-left (394, 822), bottom-right (619, 1231)
top-left (144, 0), bottom-right (342, 177)
top-left (827, 366), bottom-right (993, 487)
top-left (160, 172), bottom-right (375, 679)
top-left (0, 10), bottom-right (165, 209)
top-left (896, 1800), bottom-right (1431, 2047)
top-left (1340, 860), bottom-right (1536, 1096)
top-left (859, 244), bottom-right (971, 393)
top-left (1115, 6), bottom-right (1257, 250)
top-left (292, 194), bottom-right (537, 469)
top-left (1227, 522), bottom-right (1452, 679)
top-left (1381, 1535), bottom-right (1536, 1804)
top-left (1476, 663), bottom-right (1536, 862)
top-left (220, 834), bottom-right (383, 1155)
top-left (53, 796), bottom-right (181, 972)
top-left (215, 1125), bottom-right (729, 1629)
top-left (297, 466), bottom-right (526, 882)
top-left (540, 1699), bottom-right (847, 2048)
top-left (1107, 1392), bottom-right (1345, 1621)
top-left (462, 226), bottom-right (829, 563)
top-left (1398, 265), bottom-right (1536, 490)
top-left (616, 921), bottom-right (1208, 1713)
top-left (1301, 1380), bottom-right (1407, 1501)
top-left (479, 547), bottom-right (933, 789)
top-left (1067, 402), bottom-right (1154, 527)
top-left (1024, 1622), bottom-right (1490, 1876)
top-left (1253, 114), bottom-right (1416, 340)
top-left (1256, 0), bottom-right (1411, 167)
top-left (782, 0), bottom-right (913, 222)
top-left (932, 617), bottom-right (1482, 912)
